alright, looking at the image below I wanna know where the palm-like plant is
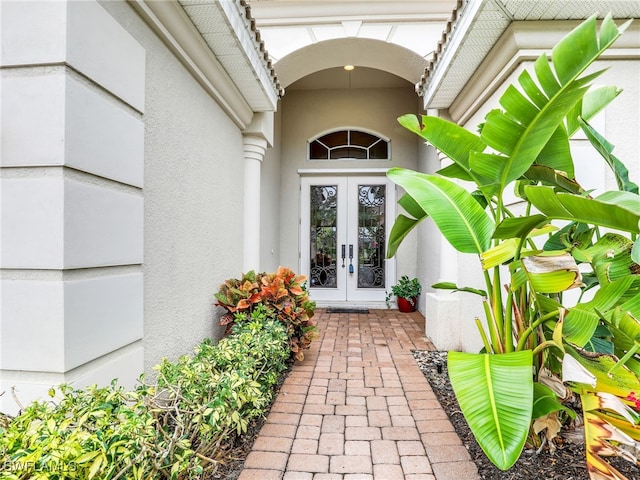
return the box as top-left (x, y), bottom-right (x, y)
top-left (387, 14), bottom-right (640, 478)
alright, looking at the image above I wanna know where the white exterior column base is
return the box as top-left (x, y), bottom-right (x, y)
top-left (424, 292), bottom-right (484, 352)
top-left (1, 342), bottom-right (143, 416)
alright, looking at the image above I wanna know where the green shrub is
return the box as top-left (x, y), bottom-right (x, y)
top-left (214, 266), bottom-right (318, 360)
top-left (152, 314), bottom-right (289, 468)
top-left (0, 309), bottom-right (291, 479)
top-left (0, 382), bottom-right (190, 480)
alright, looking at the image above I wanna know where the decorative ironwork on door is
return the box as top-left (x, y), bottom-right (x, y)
top-left (309, 185), bottom-right (338, 288)
top-left (357, 185), bottom-right (385, 288)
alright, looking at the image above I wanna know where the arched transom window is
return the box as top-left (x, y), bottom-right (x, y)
top-left (308, 129), bottom-right (390, 160)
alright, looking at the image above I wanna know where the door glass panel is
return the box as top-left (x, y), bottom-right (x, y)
top-left (310, 185), bottom-right (338, 288)
top-left (357, 185), bottom-right (385, 288)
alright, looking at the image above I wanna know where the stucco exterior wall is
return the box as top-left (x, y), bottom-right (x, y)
top-left (1, 0), bottom-right (147, 415)
top-left (278, 86), bottom-right (422, 280)
top-left (0, 0), bottom-right (253, 415)
top-left (99, 1), bottom-right (242, 373)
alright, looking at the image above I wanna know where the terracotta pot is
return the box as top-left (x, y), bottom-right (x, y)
top-left (396, 296), bottom-right (417, 313)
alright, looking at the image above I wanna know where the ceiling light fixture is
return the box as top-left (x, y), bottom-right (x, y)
top-left (343, 65), bottom-right (355, 71)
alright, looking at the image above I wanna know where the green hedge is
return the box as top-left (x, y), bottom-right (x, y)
top-left (0, 309), bottom-right (291, 479)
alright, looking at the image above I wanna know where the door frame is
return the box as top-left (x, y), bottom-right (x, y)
top-left (298, 168), bottom-right (397, 308)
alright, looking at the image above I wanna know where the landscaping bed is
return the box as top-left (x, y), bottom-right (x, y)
top-left (414, 350), bottom-right (640, 480)
top-left (0, 267), bottom-right (317, 480)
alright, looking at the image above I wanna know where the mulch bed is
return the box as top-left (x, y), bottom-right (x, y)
top-left (413, 350), bottom-right (640, 480)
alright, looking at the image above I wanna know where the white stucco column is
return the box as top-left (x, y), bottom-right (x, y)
top-left (242, 135), bottom-right (268, 272)
top-left (242, 111), bottom-right (274, 272)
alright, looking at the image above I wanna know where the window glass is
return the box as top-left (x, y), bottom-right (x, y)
top-left (309, 129), bottom-right (389, 160)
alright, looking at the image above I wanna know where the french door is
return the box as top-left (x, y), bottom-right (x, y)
top-left (300, 175), bottom-right (395, 305)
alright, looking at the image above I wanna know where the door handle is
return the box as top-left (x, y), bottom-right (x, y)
top-left (341, 244), bottom-right (346, 268)
top-left (348, 244), bottom-right (354, 274)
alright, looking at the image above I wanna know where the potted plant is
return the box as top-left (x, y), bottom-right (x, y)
top-left (386, 275), bottom-right (421, 312)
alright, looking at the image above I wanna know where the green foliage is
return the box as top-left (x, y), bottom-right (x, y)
top-left (0, 383), bottom-right (165, 480)
top-left (448, 351), bottom-right (533, 470)
top-left (215, 266), bottom-right (318, 361)
top-left (388, 14), bottom-right (640, 478)
top-left (0, 310), bottom-right (290, 479)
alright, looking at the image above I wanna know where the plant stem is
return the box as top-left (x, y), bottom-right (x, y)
top-left (516, 310), bottom-right (560, 351)
top-left (532, 339), bottom-right (562, 357)
top-left (475, 317), bottom-right (493, 353)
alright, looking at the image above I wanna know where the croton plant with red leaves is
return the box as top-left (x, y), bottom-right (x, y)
top-left (215, 267), bottom-right (317, 361)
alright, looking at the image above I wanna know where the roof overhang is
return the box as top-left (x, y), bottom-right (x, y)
top-left (418, 0), bottom-right (640, 122)
top-left (130, 0), bottom-right (282, 127)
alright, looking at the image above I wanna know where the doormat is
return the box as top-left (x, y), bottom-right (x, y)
top-left (326, 307), bottom-right (370, 314)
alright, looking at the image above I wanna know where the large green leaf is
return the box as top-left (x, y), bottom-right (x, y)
top-left (575, 233), bottom-right (640, 285)
top-left (398, 115), bottom-right (486, 174)
top-left (518, 253), bottom-right (583, 294)
top-left (525, 186), bottom-right (640, 233)
top-left (565, 346), bottom-right (640, 398)
top-left (522, 165), bottom-right (583, 194)
top-left (543, 222), bottom-right (594, 252)
top-left (564, 277), bottom-right (637, 346)
top-left (580, 119), bottom-right (639, 194)
top-left (387, 192), bottom-right (430, 257)
top-left (448, 350), bottom-right (533, 470)
top-left (492, 215), bottom-right (549, 240)
top-left (387, 168), bottom-right (494, 254)
top-left (567, 85), bottom-right (622, 136)
top-left (479, 14), bottom-right (627, 194)
top-left (532, 382), bottom-right (576, 420)
top-left (534, 127), bottom-right (574, 178)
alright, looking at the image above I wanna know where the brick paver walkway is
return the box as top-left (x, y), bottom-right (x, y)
top-left (238, 309), bottom-right (480, 480)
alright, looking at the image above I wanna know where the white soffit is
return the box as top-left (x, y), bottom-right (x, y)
top-left (178, 0), bottom-right (283, 111)
top-left (247, 0), bottom-right (457, 62)
top-left (419, 0), bottom-right (640, 110)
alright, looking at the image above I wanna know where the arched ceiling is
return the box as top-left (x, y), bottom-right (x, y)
top-left (287, 66), bottom-right (410, 91)
top-left (275, 37), bottom-right (427, 89)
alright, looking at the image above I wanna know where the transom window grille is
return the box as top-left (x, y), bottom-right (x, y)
top-left (308, 129), bottom-right (389, 160)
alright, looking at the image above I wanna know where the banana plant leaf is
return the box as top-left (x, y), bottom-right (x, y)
top-left (567, 85), bottom-right (623, 136)
top-left (387, 193), bottom-right (428, 258)
top-left (448, 350), bottom-right (533, 470)
top-left (565, 346), bottom-right (640, 398)
top-left (602, 299), bottom-right (640, 372)
top-left (481, 239), bottom-right (519, 270)
top-left (574, 233), bottom-right (640, 286)
top-left (534, 127), bottom-right (575, 179)
top-left (431, 281), bottom-right (487, 297)
top-left (543, 222), bottom-right (595, 252)
top-left (522, 165), bottom-right (584, 194)
top-left (533, 382), bottom-right (576, 419)
top-left (387, 168), bottom-right (494, 255)
top-left (397, 114), bottom-right (486, 175)
top-left (510, 253), bottom-right (582, 293)
top-left (478, 14), bottom-right (628, 195)
top-left (564, 277), bottom-right (637, 347)
top-left (584, 324), bottom-right (615, 355)
top-left (525, 186), bottom-right (640, 234)
top-left (492, 215), bottom-right (551, 240)
top-left (579, 119), bottom-right (638, 195)
top-left (581, 391), bottom-right (640, 479)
